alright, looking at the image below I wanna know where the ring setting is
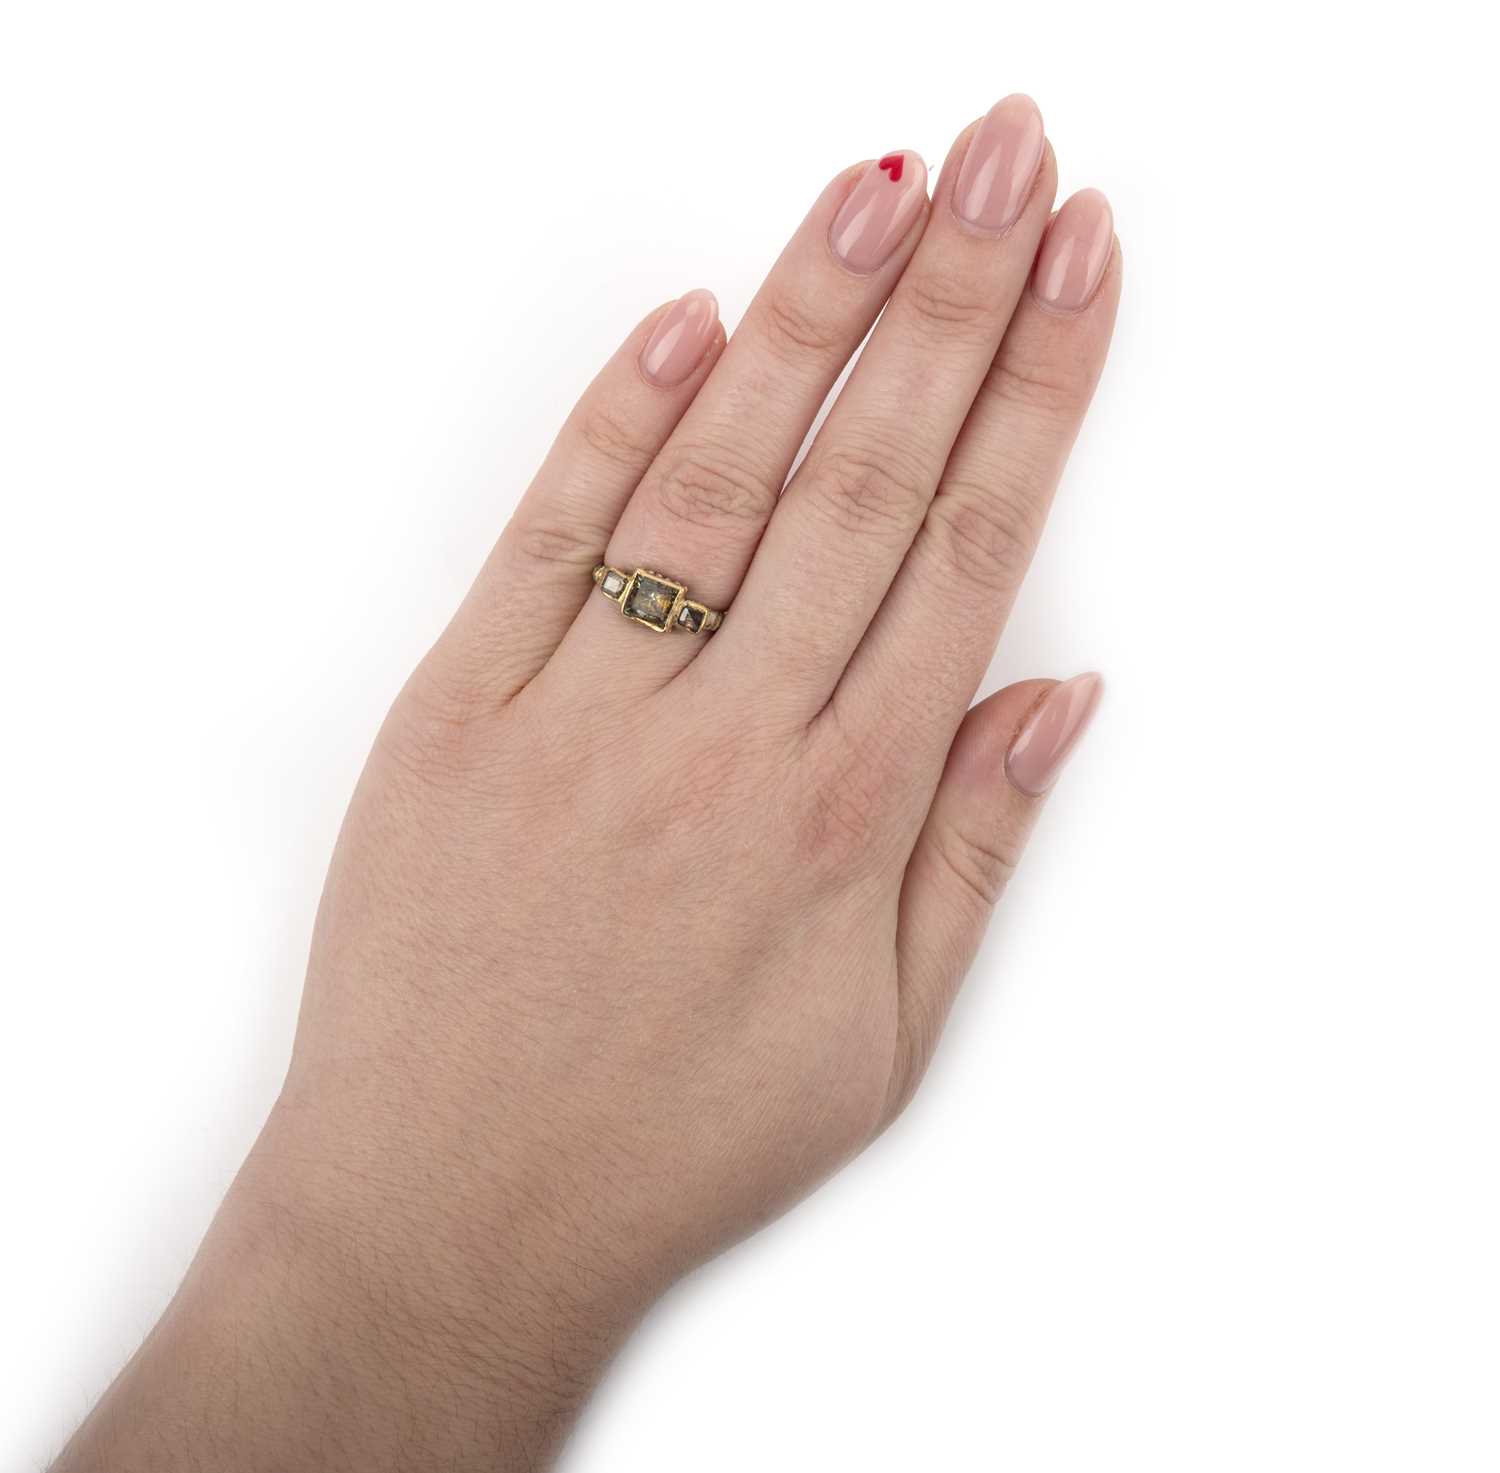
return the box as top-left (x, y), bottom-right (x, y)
top-left (593, 563), bottom-right (723, 634)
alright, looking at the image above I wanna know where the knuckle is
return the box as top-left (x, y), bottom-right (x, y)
top-left (901, 269), bottom-right (1001, 342)
top-left (758, 291), bottom-right (844, 365)
top-left (508, 517), bottom-right (605, 571)
top-left (930, 815), bottom-right (1025, 910)
top-left (652, 440), bottom-right (775, 530)
top-left (804, 439), bottom-right (931, 543)
top-left (577, 404), bottom-right (660, 477)
top-left (922, 482), bottom-right (1044, 594)
top-left (981, 349), bottom-right (1092, 421)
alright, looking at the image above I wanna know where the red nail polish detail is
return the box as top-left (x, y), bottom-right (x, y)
top-left (829, 151), bottom-right (927, 272)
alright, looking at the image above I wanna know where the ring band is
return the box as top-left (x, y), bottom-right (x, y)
top-left (592, 563), bottom-right (723, 635)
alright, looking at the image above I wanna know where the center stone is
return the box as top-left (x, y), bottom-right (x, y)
top-left (623, 573), bottom-right (680, 629)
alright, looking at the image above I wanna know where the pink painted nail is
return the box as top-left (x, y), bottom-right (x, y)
top-left (1005, 673), bottom-right (1104, 797)
top-left (1032, 189), bottom-right (1114, 312)
top-left (639, 289), bottom-right (719, 387)
top-left (828, 150), bottom-right (928, 274)
top-left (953, 94), bottom-right (1046, 233)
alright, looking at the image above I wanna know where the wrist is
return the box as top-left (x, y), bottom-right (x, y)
top-left (57, 1092), bottom-right (649, 1473)
top-left (238, 1091), bottom-right (648, 1467)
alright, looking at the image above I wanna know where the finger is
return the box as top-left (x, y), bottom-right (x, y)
top-left (427, 292), bottom-right (724, 704)
top-left (556, 149), bottom-right (930, 684)
top-left (835, 191), bottom-right (1120, 772)
top-left (886, 673), bottom-right (1102, 1120)
top-left (716, 97), bottom-right (1055, 711)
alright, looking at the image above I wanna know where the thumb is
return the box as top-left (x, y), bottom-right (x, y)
top-left (888, 672), bottom-right (1104, 1119)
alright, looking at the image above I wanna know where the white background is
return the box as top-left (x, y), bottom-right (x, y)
top-left (2, 2), bottom-right (1497, 1468)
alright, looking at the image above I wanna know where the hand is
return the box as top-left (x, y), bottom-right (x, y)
top-left (57, 94), bottom-right (1118, 1472)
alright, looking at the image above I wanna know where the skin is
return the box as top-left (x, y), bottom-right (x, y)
top-left (54, 97), bottom-right (1119, 1472)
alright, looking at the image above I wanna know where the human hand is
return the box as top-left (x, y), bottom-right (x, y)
top-left (57, 93), bottom-right (1118, 1473)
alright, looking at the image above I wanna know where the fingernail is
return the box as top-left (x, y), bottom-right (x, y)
top-left (639, 289), bottom-right (720, 387)
top-left (828, 150), bottom-right (928, 274)
top-left (1032, 189), bottom-right (1114, 312)
top-left (953, 94), bottom-right (1046, 233)
top-left (1005, 673), bottom-right (1104, 797)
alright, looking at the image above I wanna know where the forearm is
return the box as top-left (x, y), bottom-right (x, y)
top-left (52, 1102), bottom-right (640, 1473)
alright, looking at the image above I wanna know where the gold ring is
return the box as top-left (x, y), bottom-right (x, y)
top-left (592, 563), bottom-right (724, 635)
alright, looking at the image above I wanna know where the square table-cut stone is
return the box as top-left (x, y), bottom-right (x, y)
top-left (677, 603), bottom-right (705, 633)
top-left (623, 572), bottom-right (680, 629)
top-left (601, 570), bottom-right (626, 597)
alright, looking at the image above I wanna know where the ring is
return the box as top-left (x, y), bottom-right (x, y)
top-left (592, 563), bottom-right (724, 635)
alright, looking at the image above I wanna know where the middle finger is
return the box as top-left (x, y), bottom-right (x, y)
top-left (710, 96), bottom-right (1055, 710)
